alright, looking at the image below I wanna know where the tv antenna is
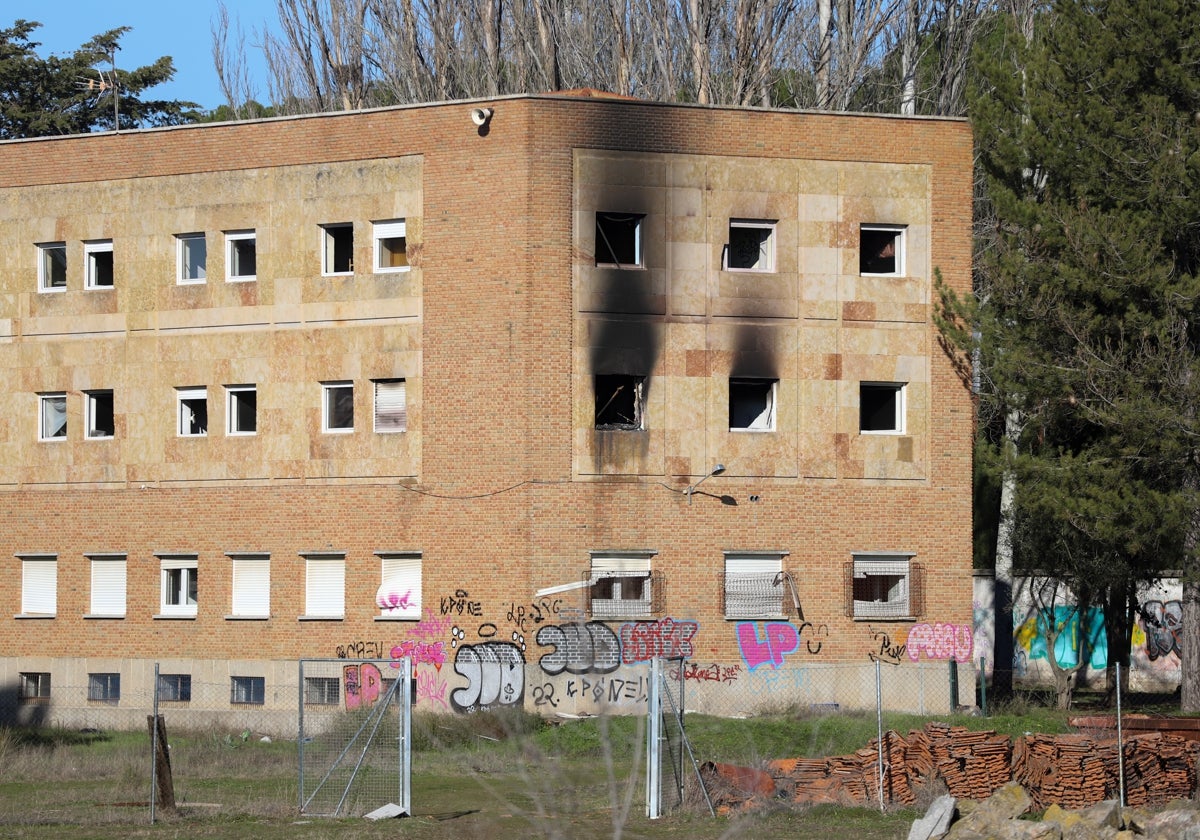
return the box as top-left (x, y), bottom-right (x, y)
top-left (76, 45), bottom-right (121, 132)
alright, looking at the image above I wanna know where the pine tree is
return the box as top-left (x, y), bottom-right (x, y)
top-left (0, 20), bottom-right (199, 138)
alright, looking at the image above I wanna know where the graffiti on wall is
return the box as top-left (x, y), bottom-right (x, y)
top-left (1140, 600), bottom-right (1182, 661)
top-left (868, 626), bottom-right (907, 665)
top-left (536, 621), bottom-right (621, 675)
top-left (344, 662), bottom-right (384, 710)
top-left (619, 618), bottom-right (698, 664)
top-left (671, 662), bottom-right (742, 684)
top-left (736, 621), bottom-right (827, 671)
top-left (450, 639), bottom-right (527, 713)
top-left (1014, 607), bottom-right (1108, 672)
top-left (907, 623), bottom-right (974, 664)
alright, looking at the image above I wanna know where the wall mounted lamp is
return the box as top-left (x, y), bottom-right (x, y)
top-left (687, 463), bottom-right (726, 504)
top-left (470, 107), bottom-right (493, 127)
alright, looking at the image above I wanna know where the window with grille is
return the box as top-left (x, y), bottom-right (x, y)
top-left (88, 673), bottom-right (120, 703)
top-left (846, 555), bottom-right (923, 619)
top-left (231, 676), bottom-right (265, 705)
top-left (305, 676), bottom-right (339, 706)
top-left (588, 554), bottom-right (656, 619)
top-left (723, 554), bottom-right (788, 619)
top-left (158, 673), bottom-right (191, 702)
top-left (19, 672), bottom-right (51, 701)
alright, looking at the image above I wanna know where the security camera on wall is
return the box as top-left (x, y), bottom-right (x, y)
top-left (471, 107), bottom-right (493, 127)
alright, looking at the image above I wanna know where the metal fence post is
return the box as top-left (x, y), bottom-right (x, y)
top-left (646, 657), bottom-right (662, 819)
top-left (875, 658), bottom-right (884, 813)
top-left (979, 656), bottom-right (988, 716)
top-left (297, 659), bottom-right (305, 815)
top-left (150, 662), bottom-right (159, 825)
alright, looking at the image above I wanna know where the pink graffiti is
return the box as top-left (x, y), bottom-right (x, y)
top-left (673, 662), bottom-right (742, 684)
top-left (344, 662), bottom-right (383, 710)
top-left (906, 623), bottom-right (974, 663)
top-left (416, 668), bottom-right (449, 710)
top-left (408, 608), bottom-right (453, 641)
top-left (618, 618), bottom-right (697, 664)
top-left (389, 639), bottom-right (446, 669)
top-left (377, 589), bottom-right (415, 614)
top-left (737, 622), bottom-right (799, 671)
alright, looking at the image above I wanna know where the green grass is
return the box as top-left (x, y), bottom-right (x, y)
top-left (0, 701), bottom-right (1090, 839)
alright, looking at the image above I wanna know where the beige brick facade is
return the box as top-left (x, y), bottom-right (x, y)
top-left (0, 95), bottom-right (973, 725)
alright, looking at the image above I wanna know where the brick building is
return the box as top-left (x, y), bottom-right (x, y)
top-left (0, 94), bottom-right (974, 728)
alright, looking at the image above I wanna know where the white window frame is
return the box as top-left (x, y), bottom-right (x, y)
top-left (229, 553), bottom-right (270, 618)
top-left (231, 675), bottom-right (266, 705)
top-left (84, 239), bottom-right (114, 289)
top-left (225, 385), bottom-right (257, 436)
top-left (38, 392), bottom-right (67, 441)
top-left (321, 222), bottom-right (354, 276)
top-left (860, 224), bottom-right (906, 276)
top-left (38, 242), bottom-right (68, 292)
top-left (88, 554), bottom-right (127, 617)
top-left (225, 230), bottom-right (257, 282)
top-left (176, 233), bottom-right (207, 284)
top-left (860, 382), bottom-right (906, 435)
top-left (589, 553), bottom-right (654, 619)
top-left (729, 378), bottom-right (777, 432)
top-left (85, 389), bottom-right (114, 439)
top-left (88, 672), bottom-right (121, 703)
top-left (19, 554), bottom-right (57, 617)
top-left (724, 219), bottom-right (776, 272)
top-left (304, 553), bottom-right (345, 619)
top-left (177, 387), bottom-right (208, 437)
top-left (377, 552), bottom-right (421, 619)
top-left (851, 554), bottom-right (914, 619)
top-left (373, 378), bottom-right (407, 433)
top-left (322, 381), bottom-right (354, 433)
top-left (373, 219), bottom-right (409, 273)
top-left (158, 555), bottom-right (198, 618)
top-left (723, 553), bottom-right (787, 619)
top-left (594, 212), bottom-right (644, 268)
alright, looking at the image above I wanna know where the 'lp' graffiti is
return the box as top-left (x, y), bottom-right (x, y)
top-left (737, 622), bottom-right (825, 671)
top-left (344, 663), bottom-right (384, 710)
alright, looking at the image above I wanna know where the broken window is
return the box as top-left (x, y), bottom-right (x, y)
top-left (177, 387), bottom-right (208, 437)
top-left (847, 555), bottom-right (922, 619)
top-left (860, 224), bottom-right (905, 275)
top-left (729, 378), bottom-right (777, 432)
top-left (322, 223), bottom-right (354, 274)
top-left (38, 242), bottom-right (67, 291)
top-left (38, 393), bottom-right (66, 441)
top-left (723, 554), bottom-right (788, 619)
top-left (725, 219), bottom-right (775, 271)
top-left (860, 382), bottom-right (905, 434)
top-left (85, 389), bottom-right (114, 439)
top-left (588, 555), bottom-right (654, 619)
top-left (374, 219), bottom-right (408, 272)
top-left (84, 240), bottom-right (114, 289)
top-left (225, 230), bottom-right (257, 281)
top-left (595, 212), bottom-right (643, 267)
top-left (594, 374), bottom-right (645, 430)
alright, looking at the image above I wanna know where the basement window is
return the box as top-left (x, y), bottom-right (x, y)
top-left (88, 673), bottom-right (120, 703)
top-left (158, 673), bottom-right (192, 702)
top-left (231, 676), bottom-right (265, 705)
top-left (304, 676), bottom-right (339, 706)
top-left (860, 225), bottom-right (905, 275)
top-left (38, 242), bottom-right (67, 291)
top-left (85, 389), bottom-right (114, 439)
top-left (725, 219), bottom-right (775, 272)
top-left (84, 240), bottom-right (114, 289)
top-left (177, 387), bottom-right (208, 437)
top-left (860, 382), bottom-right (905, 434)
top-left (594, 374), bottom-right (645, 430)
top-left (595, 212), bottom-right (643, 268)
top-left (729, 378), bottom-right (777, 432)
top-left (374, 219), bottom-right (408, 272)
top-left (19, 672), bottom-right (51, 703)
top-left (322, 223), bottom-right (354, 275)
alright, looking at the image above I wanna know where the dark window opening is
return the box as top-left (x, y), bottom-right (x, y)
top-left (88, 248), bottom-right (114, 288)
top-left (595, 374), bottom-right (645, 430)
top-left (729, 378), bottom-right (776, 431)
top-left (324, 224), bottom-right (354, 273)
top-left (595, 213), bottom-right (643, 267)
top-left (88, 390), bottom-right (114, 438)
top-left (726, 221), bottom-right (774, 271)
top-left (860, 227), bottom-right (902, 274)
top-left (860, 383), bottom-right (903, 433)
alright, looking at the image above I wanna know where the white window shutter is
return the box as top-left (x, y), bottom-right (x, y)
top-left (22, 558), bottom-right (57, 615)
top-left (374, 380), bottom-right (407, 431)
top-left (232, 556), bottom-right (270, 616)
top-left (306, 557), bottom-right (345, 617)
top-left (378, 554), bottom-right (421, 617)
top-left (90, 557), bottom-right (127, 616)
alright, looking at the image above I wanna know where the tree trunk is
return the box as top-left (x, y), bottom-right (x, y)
top-left (991, 408), bottom-right (1021, 699)
top-left (1182, 576), bottom-right (1200, 710)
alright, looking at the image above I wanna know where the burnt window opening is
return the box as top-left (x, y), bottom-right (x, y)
top-left (588, 554), bottom-right (657, 619)
top-left (725, 220), bottom-right (775, 271)
top-left (860, 382), bottom-right (905, 434)
top-left (729, 378), bottom-right (777, 431)
top-left (595, 212), bottom-right (644, 267)
top-left (860, 225), bottom-right (905, 275)
top-left (595, 374), bottom-right (645, 430)
top-left (846, 557), bottom-right (923, 619)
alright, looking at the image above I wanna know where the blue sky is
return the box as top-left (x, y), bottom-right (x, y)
top-left (8, 0), bottom-right (280, 111)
